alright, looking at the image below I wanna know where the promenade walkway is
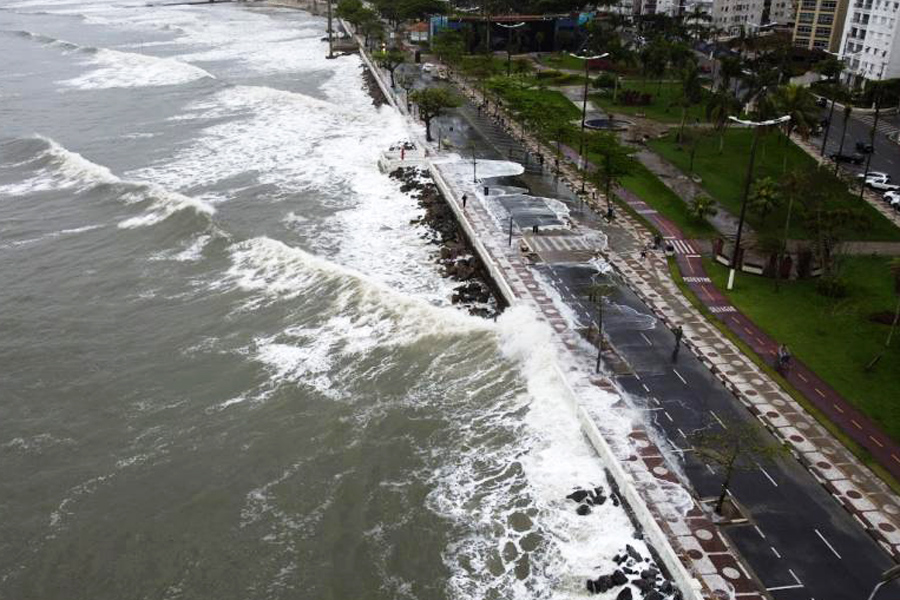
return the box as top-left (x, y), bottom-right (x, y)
top-left (347, 23), bottom-right (900, 598)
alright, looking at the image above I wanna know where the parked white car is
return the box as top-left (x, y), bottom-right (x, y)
top-left (883, 191), bottom-right (900, 210)
top-left (858, 171), bottom-right (890, 182)
top-left (421, 62), bottom-right (435, 73)
top-left (866, 178), bottom-right (900, 192)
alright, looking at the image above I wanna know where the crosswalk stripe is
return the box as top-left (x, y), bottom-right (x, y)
top-left (527, 235), bottom-right (590, 252)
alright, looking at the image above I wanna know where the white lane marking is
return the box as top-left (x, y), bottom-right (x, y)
top-left (640, 332), bottom-right (653, 346)
top-left (651, 396), bottom-right (660, 406)
top-left (642, 383), bottom-right (650, 393)
top-left (709, 410), bottom-right (728, 429)
top-left (759, 466), bottom-right (778, 487)
top-left (770, 546), bottom-right (781, 559)
top-left (754, 525), bottom-right (767, 539)
top-left (766, 584), bottom-right (804, 592)
top-left (633, 373), bottom-right (641, 381)
top-left (706, 464), bottom-right (715, 474)
top-left (789, 568), bottom-right (803, 586)
top-left (663, 410), bottom-right (674, 422)
top-left (678, 428), bottom-right (687, 439)
top-left (814, 529), bottom-right (842, 560)
top-left (673, 369), bottom-right (687, 385)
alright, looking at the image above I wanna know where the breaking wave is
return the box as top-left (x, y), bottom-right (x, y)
top-left (0, 135), bottom-right (215, 228)
top-left (6, 29), bottom-right (215, 89)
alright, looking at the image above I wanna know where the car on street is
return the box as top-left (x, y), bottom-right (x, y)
top-left (856, 141), bottom-right (874, 153)
top-left (866, 178), bottom-right (900, 192)
top-left (884, 191), bottom-right (900, 210)
top-left (831, 152), bottom-right (865, 165)
top-left (421, 62), bottom-right (435, 73)
top-left (857, 171), bottom-right (890, 182)
top-left (816, 96), bottom-right (828, 108)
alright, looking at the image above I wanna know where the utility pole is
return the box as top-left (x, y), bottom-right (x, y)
top-left (569, 51), bottom-right (609, 193)
top-left (726, 115), bottom-right (790, 290)
top-left (326, 0), bottom-right (334, 59)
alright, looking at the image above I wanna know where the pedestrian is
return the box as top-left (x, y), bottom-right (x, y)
top-left (462, 193), bottom-right (468, 208)
top-left (653, 234), bottom-right (662, 249)
top-left (606, 206), bottom-right (615, 221)
top-left (672, 324), bottom-right (684, 361)
top-left (532, 224), bottom-right (539, 235)
top-left (640, 247), bottom-right (648, 260)
top-left (776, 343), bottom-right (791, 373)
top-left (400, 147), bottom-right (405, 161)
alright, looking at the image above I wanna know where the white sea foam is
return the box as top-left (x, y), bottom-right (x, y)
top-left (0, 135), bottom-right (215, 227)
top-left (61, 46), bottom-right (215, 90)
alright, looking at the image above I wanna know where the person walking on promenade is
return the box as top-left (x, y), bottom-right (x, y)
top-left (775, 344), bottom-right (792, 374)
top-left (672, 324), bottom-right (684, 361)
top-left (462, 193), bottom-right (467, 208)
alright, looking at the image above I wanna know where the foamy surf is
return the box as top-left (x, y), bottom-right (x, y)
top-left (0, 135), bottom-right (215, 228)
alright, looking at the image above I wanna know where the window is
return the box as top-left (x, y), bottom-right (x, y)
top-left (797, 24), bottom-right (813, 33)
top-left (816, 27), bottom-right (832, 36)
top-left (819, 13), bottom-right (834, 23)
top-left (813, 40), bottom-right (827, 48)
top-left (800, 12), bottom-right (814, 21)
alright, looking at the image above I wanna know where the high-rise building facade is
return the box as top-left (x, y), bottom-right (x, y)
top-left (711, 0), bottom-right (795, 33)
top-left (792, 0), bottom-right (849, 51)
top-left (837, 0), bottom-right (900, 84)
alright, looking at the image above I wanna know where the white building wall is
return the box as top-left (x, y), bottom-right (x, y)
top-left (838, 0), bottom-right (900, 83)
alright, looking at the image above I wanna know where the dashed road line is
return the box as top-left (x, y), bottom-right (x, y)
top-left (770, 546), bottom-right (781, 559)
top-left (754, 525), bottom-right (767, 539)
top-left (815, 388), bottom-right (826, 398)
top-left (814, 529), bottom-right (842, 559)
top-left (893, 454), bottom-right (900, 465)
top-left (833, 403), bottom-right (844, 414)
top-left (870, 436), bottom-right (885, 448)
top-left (766, 583), bottom-right (804, 592)
top-left (789, 568), bottom-right (802, 586)
top-left (678, 428), bottom-right (688, 439)
top-left (710, 410), bottom-right (728, 429)
top-left (851, 419), bottom-right (863, 430)
top-left (663, 410), bottom-right (674, 422)
top-left (673, 369), bottom-right (687, 385)
top-left (642, 383), bottom-right (650, 393)
top-left (797, 373), bottom-right (808, 383)
top-left (639, 332), bottom-right (652, 346)
top-left (759, 466), bottom-right (778, 487)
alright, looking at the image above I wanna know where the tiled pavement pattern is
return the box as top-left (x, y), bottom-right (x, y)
top-left (441, 65), bottom-right (900, 568)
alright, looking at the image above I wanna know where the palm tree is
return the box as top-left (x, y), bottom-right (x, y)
top-left (677, 64), bottom-right (703, 142)
top-left (772, 84), bottom-right (819, 171)
top-left (719, 56), bottom-right (742, 95)
top-left (748, 176), bottom-right (782, 225)
top-left (706, 90), bottom-right (740, 153)
top-left (689, 195), bottom-right (718, 222)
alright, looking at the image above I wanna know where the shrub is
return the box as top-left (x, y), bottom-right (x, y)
top-left (816, 276), bottom-right (849, 298)
top-left (592, 73), bottom-right (617, 89)
top-left (618, 89), bottom-right (652, 106)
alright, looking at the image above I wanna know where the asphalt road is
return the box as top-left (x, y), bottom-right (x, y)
top-left (812, 103), bottom-right (900, 185)
top-left (537, 263), bottom-right (900, 600)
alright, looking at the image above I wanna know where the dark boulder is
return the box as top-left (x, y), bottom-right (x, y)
top-left (616, 587), bottom-right (633, 600)
top-left (567, 490), bottom-right (589, 503)
top-left (576, 504), bottom-right (592, 516)
top-left (611, 570), bottom-right (628, 586)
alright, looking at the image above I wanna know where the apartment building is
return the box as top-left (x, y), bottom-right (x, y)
top-left (712, 0), bottom-right (795, 33)
top-left (837, 0), bottom-right (900, 84)
top-left (792, 0), bottom-right (849, 51)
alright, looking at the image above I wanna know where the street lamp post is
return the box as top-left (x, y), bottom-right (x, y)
top-left (866, 564), bottom-right (900, 600)
top-left (858, 66), bottom-right (885, 199)
top-left (726, 114), bottom-right (790, 291)
top-left (472, 143), bottom-right (477, 183)
top-left (568, 51), bottom-right (610, 193)
top-left (497, 22), bottom-right (525, 77)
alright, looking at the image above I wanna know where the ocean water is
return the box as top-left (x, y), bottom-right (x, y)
top-left (0, 2), bottom-right (645, 598)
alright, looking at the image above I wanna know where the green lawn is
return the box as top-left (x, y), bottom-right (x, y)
top-left (539, 52), bottom-right (597, 73)
top-left (485, 76), bottom-right (581, 122)
top-left (592, 79), bottom-right (710, 124)
top-left (705, 256), bottom-right (900, 442)
top-left (617, 161), bottom-right (717, 239)
top-left (650, 128), bottom-right (900, 242)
